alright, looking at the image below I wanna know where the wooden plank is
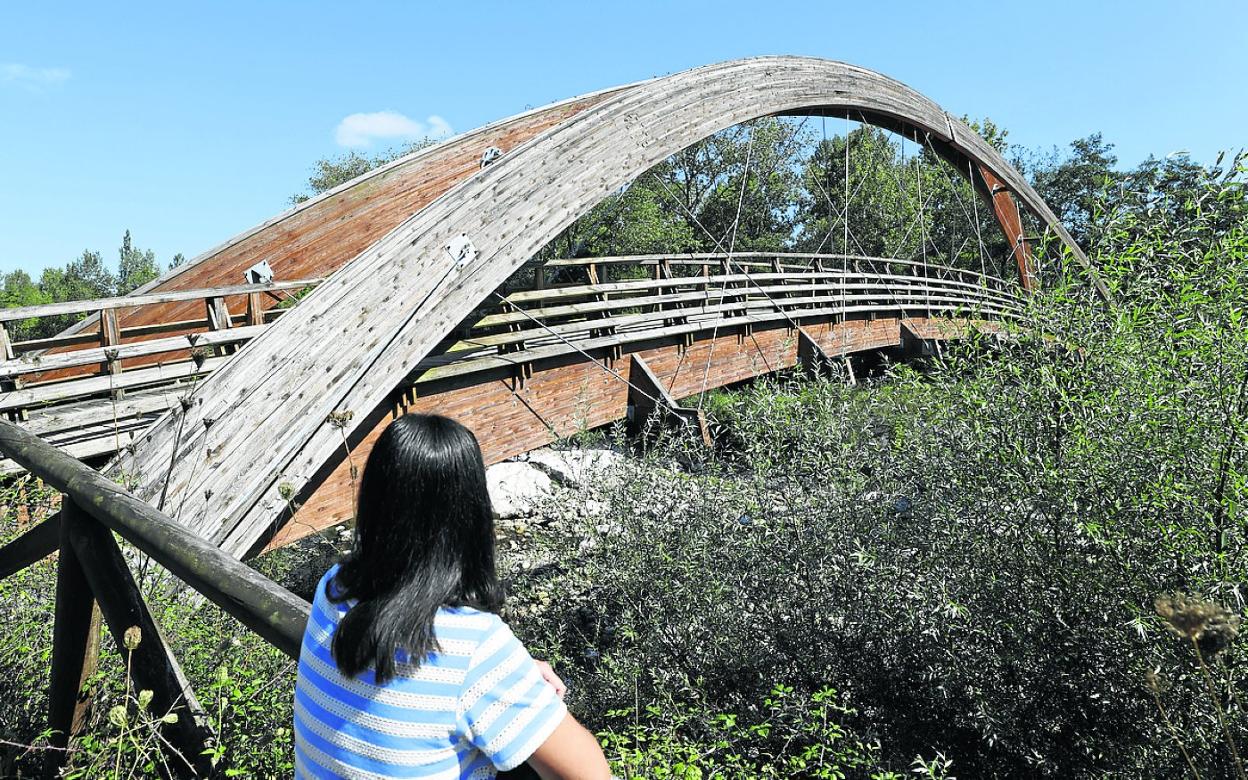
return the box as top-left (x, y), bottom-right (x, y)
top-left (416, 297), bottom-right (1018, 383)
top-left (0, 324), bottom-right (266, 379)
top-left (107, 57), bottom-right (1082, 558)
top-left (21, 386), bottom-right (180, 436)
top-left (64, 502), bottom-right (214, 777)
top-left (47, 500), bottom-right (101, 757)
top-left (12, 318), bottom-right (208, 353)
top-left (0, 420), bottom-right (311, 658)
top-left (473, 279), bottom-right (1020, 336)
top-left (0, 356), bottom-right (228, 412)
top-left (0, 279), bottom-right (321, 323)
top-left (0, 514), bottom-right (60, 579)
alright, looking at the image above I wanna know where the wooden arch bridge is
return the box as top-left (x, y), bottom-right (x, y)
top-left (0, 56), bottom-right (1091, 558)
top-left (2, 57), bottom-right (1093, 556)
top-left (0, 55), bottom-right (1101, 774)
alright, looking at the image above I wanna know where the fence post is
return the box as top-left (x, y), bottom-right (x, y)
top-left (47, 499), bottom-right (101, 768)
top-left (63, 499), bottom-right (215, 777)
top-left (0, 321), bottom-right (27, 422)
top-left (99, 308), bottom-right (125, 401)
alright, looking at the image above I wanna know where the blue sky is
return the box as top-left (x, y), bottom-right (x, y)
top-left (1, 0), bottom-right (1244, 276)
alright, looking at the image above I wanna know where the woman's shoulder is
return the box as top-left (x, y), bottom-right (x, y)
top-left (435, 605), bottom-right (506, 635)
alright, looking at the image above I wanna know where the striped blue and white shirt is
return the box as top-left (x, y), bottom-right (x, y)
top-left (294, 564), bottom-right (568, 779)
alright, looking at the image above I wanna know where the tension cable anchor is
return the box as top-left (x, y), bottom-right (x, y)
top-left (479, 146), bottom-right (504, 168)
top-left (444, 234), bottom-right (479, 268)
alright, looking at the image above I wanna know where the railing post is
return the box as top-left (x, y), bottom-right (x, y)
top-left (0, 321), bottom-right (26, 422)
top-left (99, 308), bottom-right (125, 400)
top-left (47, 498), bottom-right (101, 768)
top-left (245, 291), bottom-right (265, 327)
top-left (205, 295), bottom-right (236, 356)
top-left (63, 499), bottom-right (216, 777)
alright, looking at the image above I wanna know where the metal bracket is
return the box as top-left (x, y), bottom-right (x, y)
top-left (480, 146), bottom-right (504, 168)
top-left (444, 234), bottom-right (478, 268)
top-left (244, 260), bottom-right (274, 285)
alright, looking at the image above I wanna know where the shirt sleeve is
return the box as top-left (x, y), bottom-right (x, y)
top-left (458, 615), bottom-right (568, 771)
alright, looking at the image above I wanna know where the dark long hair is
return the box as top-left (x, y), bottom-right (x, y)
top-left (328, 413), bottom-right (503, 682)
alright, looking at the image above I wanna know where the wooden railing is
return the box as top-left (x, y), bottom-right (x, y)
top-left (0, 254), bottom-right (1016, 476)
top-left (416, 252), bottom-right (1021, 383)
top-left (0, 279), bottom-right (321, 473)
top-left (0, 420), bottom-right (308, 776)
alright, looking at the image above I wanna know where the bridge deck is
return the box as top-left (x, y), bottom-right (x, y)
top-left (0, 253), bottom-right (1018, 486)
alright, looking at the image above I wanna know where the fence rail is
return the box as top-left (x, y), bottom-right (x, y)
top-left (0, 420), bottom-right (309, 776)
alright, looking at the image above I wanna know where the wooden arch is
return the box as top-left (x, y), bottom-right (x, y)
top-left (109, 56), bottom-right (1090, 556)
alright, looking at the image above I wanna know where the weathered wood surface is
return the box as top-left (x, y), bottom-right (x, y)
top-left (47, 501), bottom-right (100, 759)
top-left (275, 313), bottom-right (988, 546)
top-left (0, 420), bottom-right (310, 657)
top-left (99, 56), bottom-right (1080, 558)
top-left (65, 502), bottom-right (215, 777)
top-left (46, 88), bottom-right (626, 351)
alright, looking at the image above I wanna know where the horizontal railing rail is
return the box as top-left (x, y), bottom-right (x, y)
top-left (0, 419), bottom-right (310, 775)
top-left (0, 278), bottom-right (322, 323)
top-left (0, 256), bottom-right (1018, 477)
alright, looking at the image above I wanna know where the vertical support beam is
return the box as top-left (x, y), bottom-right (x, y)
top-left (533, 266), bottom-right (546, 291)
top-left (0, 321), bottom-right (26, 422)
top-left (99, 308), bottom-right (125, 400)
top-left (245, 292), bottom-right (265, 327)
top-left (205, 296), bottom-right (235, 356)
top-left (626, 354), bottom-right (711, 447)
top-left (47, 500), bottom-right (100, 761)
top-left (977, 164), bottom-right (1037, 292)
top-left (796, 327), bottom-right (834, 376)
top-left (64, 501), bottom-right (215, 778)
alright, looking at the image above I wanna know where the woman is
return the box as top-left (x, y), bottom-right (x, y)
top-left (293, 413), bottom-right (610, 779)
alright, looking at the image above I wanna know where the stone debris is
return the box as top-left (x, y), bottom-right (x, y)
top-left (523, 447), bottom-right (625, 486)
top-left (487, 461), bottom-right (554, 519)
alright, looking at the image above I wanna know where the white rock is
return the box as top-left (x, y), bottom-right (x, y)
top-left (525, 447), bottom-right (625, 486)
top-left (487, 461), bottom-right (554, 519)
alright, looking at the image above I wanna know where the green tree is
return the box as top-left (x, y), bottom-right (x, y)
top-left (290, 139), bottom-right (438, 204)
top-left (0, 270), bottom-right (51, 341)
top-left (1024, 133), bottom-right (1120, 247)
top-left (117, 229), bottom-right (160, 293)
top-left (796, 125), bottom-right (911, 258)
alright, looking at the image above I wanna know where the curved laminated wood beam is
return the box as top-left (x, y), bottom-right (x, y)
top-left (39, 84), bottom-right (632, 375)
top-left (107, 56), bottom-right (1088, 557)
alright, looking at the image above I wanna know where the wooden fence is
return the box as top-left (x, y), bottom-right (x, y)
top-left (0, 420), bottom-right (308, 776)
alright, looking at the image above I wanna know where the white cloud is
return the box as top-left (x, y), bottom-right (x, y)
top-left (334, 110), bottom-right (453, 148)
top-left (1, 63), bottom-right (71, 91)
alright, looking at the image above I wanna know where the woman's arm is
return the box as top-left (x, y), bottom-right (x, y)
top-left (525, 712), bottom-right (611, 780)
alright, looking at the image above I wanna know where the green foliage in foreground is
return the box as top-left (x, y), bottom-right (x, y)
top-left (0, 159), bottom-right (1246, 777)
top-left (505, 158), bottom-right (1248, 777)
